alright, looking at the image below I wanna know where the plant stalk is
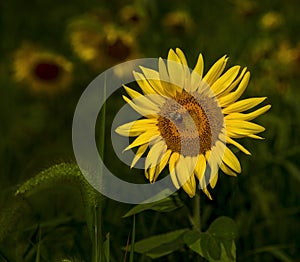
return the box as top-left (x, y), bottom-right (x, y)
top-left (92, 72), bottom-right (107, 262)
top-left (193, 193), bottom-right (201, 232)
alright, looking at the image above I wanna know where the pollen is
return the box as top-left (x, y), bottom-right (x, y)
top-left (157, 89), bottom-right (223, 156)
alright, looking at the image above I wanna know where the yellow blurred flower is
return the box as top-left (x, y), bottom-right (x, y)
top-left (119, 5), bottom-right (147, 33)
top-left (230, 0), bottom-right (258, 18)
top-left (70, 23), bottom-right (139, 70)
top-left (276, 41), bottom-right (297, 66)
top-left (104, 24), bottom-right (138, 61)
top-left (162, 11), bottom-right (194, 34)
top-left (260, 11), bottom-right (283, 30)
top-left (13, 44), bottom-right (73, 95)
top-left (70, 29), bottom-right (103, 62)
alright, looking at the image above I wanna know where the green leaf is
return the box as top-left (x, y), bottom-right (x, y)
top-left (269, 249), bottom-right (294, 262)
top-left (184, 231), bottom-right (205, 257)
top-left (102, 233), bottom-right (110, 262)
top-left (184, 217), bottom-right (238, 261)
top-left (184, 231), bottom-right (220, 260)
top-left (123, 189), bottom-right (183, 217)
top-left (282, 161), bottom-right (300, 183)
top-left (207, 216), bottom-right (238, 240)
top-left (127, 229), bottom-right (188, 259)
top-left (185, 231), bottom-right (236, 262)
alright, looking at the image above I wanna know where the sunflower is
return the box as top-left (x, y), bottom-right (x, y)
top-left (260, 11), bottom-right (283, 31)
top-left (162, 11), bottom-right (194, 35)
top-left (119, 5), bottom-right (147, 33)
top-left (70, 29), bottom-right (103, 62)
top-left (116, 48), bottom-right (270, 199)
top-left (13, 44), bottom-right (73, 95)
top-left (69, 22), bottom-right (138, 70)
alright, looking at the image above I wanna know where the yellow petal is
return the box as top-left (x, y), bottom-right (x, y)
top-left (182, 175), bottom-right (196, 198)
top-left (220, 162), bottom-right (237, 177)
top-left (167, 49), bottom-right (185, 89)
top-left (145, 140), bottom-right (167, 182)
top-left (209, 172), bottom-right (218, 189)
top-left (139, 66), bottom-right (166, 96)
top-left (207, 147), bottom-right (220, 184)
top-left (211, 66), bottom-right (240, 96)
top-left (218, 71), bottom-right (250, 107)
top-left (154, 149), bottom-right (172, 181)
top-left (220, 67), bottom-right (247, 96)
top-left (169, 152), bottom-right (180, 188)
top-left (145, 140), bottom-right (166, 169)
top-left (159, 58), bottom-right (177, 97)
top-left (133, 71), bottom-right (155, 95)
top-left (175, 156), bottom-right (191, 187)
top-left (200, 179), bottom-right (212, 200)
top-left (124, 131), bottom-right (160, 151)
top-left (247, 134), bottom-right (264, 139)
top-left (175, 48), bottom-right (188, 66)
top-left (203, 55), bottom-right (228, 86)
top-left (226, 120), bottom-right (265, 135)
top-left (131, 143), bottom-right (148, 168)
top-left (133, 71), bottom-right (166, 105)
top-left (191, 53), bottom-right (204, 92)
top-left (124, 86), bottom-right (160, 111)
top-left (222, 146), bottom-right (241, 173)
top-left (225, 105), bottom-right (271, 121)
top-left (222, 97), bottom-right (267, 114)
top-left (175, 48), bottom-right (192, 92)
top-left (123, 85), bottom-right (143, 99)
top-left (115, 119), bottom-right (158, 137)
top-left (194, 154), bottom-right (206, 181)
top-left (226, 136), bottom-right (251, 155)
top-left (123, 95), bottom-right (158, 117)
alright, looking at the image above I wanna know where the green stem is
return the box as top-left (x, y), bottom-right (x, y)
top-left (93, 205), bottom-right (102, 262)
top-left (193, 194), bottom-right (202, 262)
top-left (92, 72), bottom-right (107, 262)
top-left (99, 74), bottom-right (107, 161)
top-left (93, 206), bottom-right (98, 262)
top-left (193, 193), bottom-right (201, 232)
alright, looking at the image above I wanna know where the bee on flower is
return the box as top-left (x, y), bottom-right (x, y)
top-left (116, 48), bottom-right (270, 199)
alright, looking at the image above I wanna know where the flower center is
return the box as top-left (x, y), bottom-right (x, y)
top-left (34, 61), bottom-right (60, 81)
top-left (157, 90), bottom-right (224, 156)
top-left (107, 38), bottom-right (131, 60)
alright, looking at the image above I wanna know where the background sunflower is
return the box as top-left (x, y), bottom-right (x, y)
top-left (13, 43), bottom-right (73, 95)
top-left (1, 0), bottom-right (300, 261)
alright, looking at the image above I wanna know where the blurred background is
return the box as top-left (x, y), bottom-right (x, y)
top-left (1, 0), bottom-right (300, 261)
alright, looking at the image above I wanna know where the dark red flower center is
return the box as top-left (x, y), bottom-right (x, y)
top-left (107, 39), bottom-right (131, 60)
top-left (34, 62), bottom-right (60, 81)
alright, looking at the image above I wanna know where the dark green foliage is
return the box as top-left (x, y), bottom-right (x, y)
top-left (1, 0), bottom-right (300, 261)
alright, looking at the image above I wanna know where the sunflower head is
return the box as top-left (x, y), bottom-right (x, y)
top-left (103, 24), bottom-right (138, 62)
top-left (162, 11), bottom-right (194, 35)
top-left (70, 29), bottom-right (104, 62)
top-left (69, 21), bottom-right (138, 70)
top-left (13, 43), bottom-right (73, 95)
top-left (119, 5), bottom-right (147, 33)
top-left (116, 48), bottom-right (271, 199)
top-left (260, 11), bottom-right (283, 31)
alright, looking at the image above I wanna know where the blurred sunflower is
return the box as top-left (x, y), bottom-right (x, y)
top-left (116, 48), bottom-right (270, 199)
top-left (260, 11), bottom-right (283, 31)
top-left (162, 11), bottom-right (194, 35)
top-left (104, 24), bottom-right (138, 62)
top-left (119, 5), bottom-right (147, 33)
top-left (231, 0), bottom-right (258, 18)
top-left (13, 44), bottom-right (73, 95)
top-left (70, 29), bottom-right (103, 62)
top-left (70, 22), bottom-right (138, 70)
